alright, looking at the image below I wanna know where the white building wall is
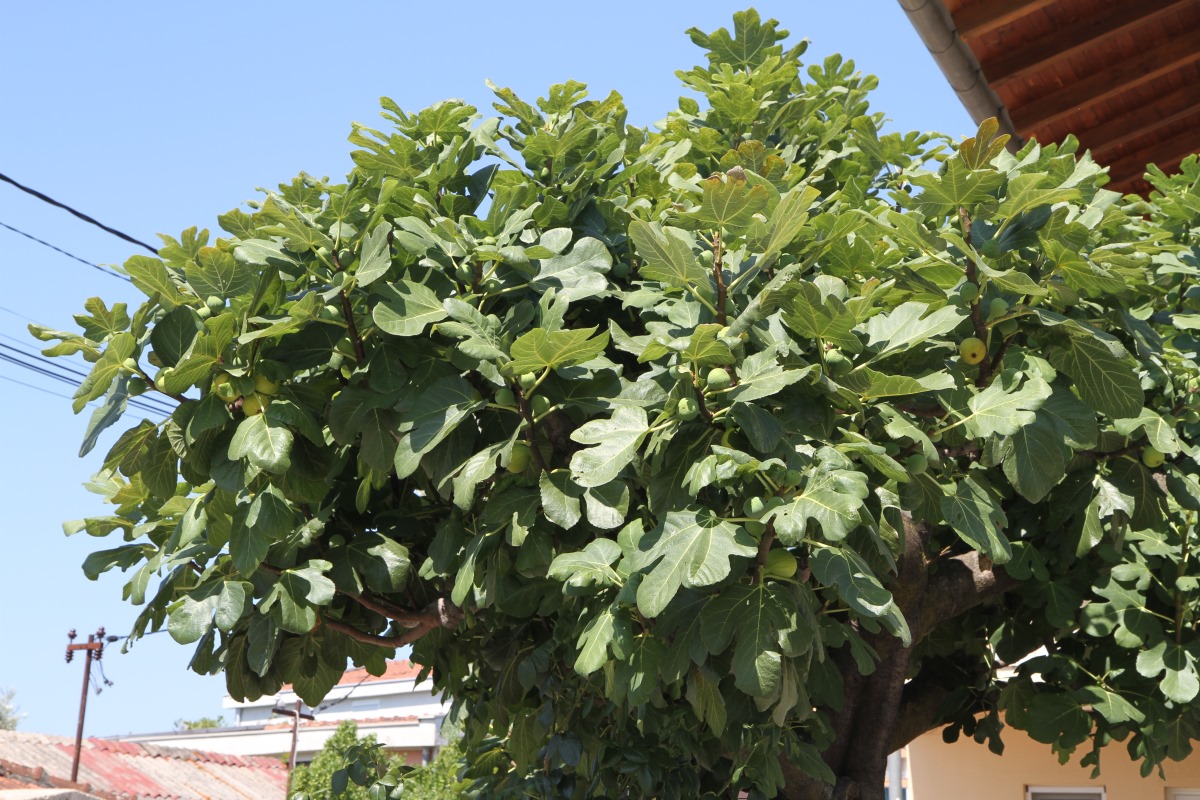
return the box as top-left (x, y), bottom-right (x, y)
top-left (119, 672), bottom-right (449, 762)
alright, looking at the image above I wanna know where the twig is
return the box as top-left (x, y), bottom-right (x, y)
top-left (712, 230), bottom-right (727, 326)
top-left (1078, 444), bottom-right (1140, 461)
top-left (958, 207), bottom-right (993, 388)
top-left (753, 520), bottom-right (777, 584)
top-left (339, 291), bottom-right (366, 363)
top-left (692, 381), bottom-right (716, 426)
top-left (894, 403), bottom-right (945, 419)
top-left (517, 389), bottom-right (547, 473)
top-left (331, 251), bottom-right (366, 363)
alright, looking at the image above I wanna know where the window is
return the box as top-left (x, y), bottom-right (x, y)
top-left (1167, 791), bottom-right (1200, 800)
top-left (1026, 789), bottom-right (1104, 800)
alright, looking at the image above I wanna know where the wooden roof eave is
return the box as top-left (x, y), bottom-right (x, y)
top-left (898, 0), bottom-right (1024, 150)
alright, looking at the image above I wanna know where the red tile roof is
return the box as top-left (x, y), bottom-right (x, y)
top-left (280, 659), bottom-right (423, 693)
top-left (0, 730), bottom-right (288, 800)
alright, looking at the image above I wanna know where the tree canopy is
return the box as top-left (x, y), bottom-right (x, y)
top-left (41, 9), bottom-right (1200, 800)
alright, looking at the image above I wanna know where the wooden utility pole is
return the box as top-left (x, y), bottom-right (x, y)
top-left (271, 702), bottom-right (315, 773)
top-left (64, 627), bottom-right (107, 784)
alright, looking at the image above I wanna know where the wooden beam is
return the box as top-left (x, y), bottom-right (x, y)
top-left (1093, 109), bottom-right (1200, 167)
top-left (1010, 26), bottom-right (1200, 135)
top-left (954, 0), bottom-right (1060, 40)
top-left (1106, 127), bottom-right (1199, 186)
top-left (1077, 84), bottom-right (1200, 159)
top-left (981, 0), bottom-right (1194, 89)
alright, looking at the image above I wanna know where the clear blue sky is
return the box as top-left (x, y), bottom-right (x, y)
top-left (0, 1), bottom-right (973, 738)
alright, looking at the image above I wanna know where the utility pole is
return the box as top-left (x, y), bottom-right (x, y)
top-left (271, 701), bottom-right (315, 772)
top-left (64, 627), bottom-right (108, 784)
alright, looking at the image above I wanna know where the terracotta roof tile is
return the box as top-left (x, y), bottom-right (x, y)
top-left (279, 659), bottom-right (424, 693)
top-left (0, 731), bottom-right (286, 800)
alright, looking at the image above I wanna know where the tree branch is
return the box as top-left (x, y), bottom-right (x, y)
top-left (259, 562), bottom-right (450, 628)
top-left (319, 616), bottom-right (433, 648)
top-left (914, 551), bottom-right (1017, 642)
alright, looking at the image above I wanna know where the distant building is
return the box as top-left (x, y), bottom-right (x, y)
top-left (0, 730), bottom-right (288, 800)
top-left (116, 660), bottom-right (448, 766)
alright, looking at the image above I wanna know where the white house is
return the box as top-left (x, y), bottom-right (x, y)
top-left (117, 661), bottom-right (448, 766)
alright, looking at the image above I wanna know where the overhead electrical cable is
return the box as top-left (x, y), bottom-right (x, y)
top-left (0, 372), bottom-right (79, 401)
top-left (0, 304), bottom-right (38, 323)
top-left (0, 349), bottom-right (174, 416)
top-left (0, 220), bottom-right (131, 283)
top-left (0, 171), bottom-right (158, 254)
top-left (0, 335), bottom-right (177, 415)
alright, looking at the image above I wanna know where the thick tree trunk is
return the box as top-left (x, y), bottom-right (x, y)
top-left (775, 516), bottom-right (1019, 800)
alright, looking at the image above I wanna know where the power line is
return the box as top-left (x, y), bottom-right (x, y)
top-left (0, 220), bottom-right (131, 283)
top-left (0, 350), bottom-right (173, 417)
top-left (0, 337), bottom-right (175, 415)
top-left (0, 171), bottom-right (158, 254)
top-left (0, 372), bottom-right (77, 400)
top-left (0, 341), bottom-right (90, 380)
top-left (0, 304), bottom-right (38, 323)
top-left (0, 369), bottom-right (170, 417)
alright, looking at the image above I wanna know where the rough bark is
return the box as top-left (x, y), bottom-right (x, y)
top-left (777, 515), bottom-right (1018, 799)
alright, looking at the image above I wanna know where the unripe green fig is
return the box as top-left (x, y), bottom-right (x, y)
top-left (763, 549), bottom-right (798, 579)
top-left (205, 296), bottom-right (225, 314)
top-left (483, 278), bottom-right (502, 292)
top-left (121, 357), bottom-right (139, 374)
top-left (825, 349), bottom-right (851, 377)
top-left (997, 319), bottom-right (1019, 337)
top-left (455, 263), bottom-right (475, 283)
top-left (959, 337), bottom-right (987, 365)
top-left (745, 520), bottom-right (766, 537)
top-left (212, 373), bottom-right (237, 401)
top-left (1142, 446), bottom-right (1166, 468)
top-left (481, 236), bottom-right (498, 246)
top-left (531, 395), bottom-right (551, 416)
top-left (988, 298), bottom-right (1009, 320)
top-left (518, 372), bottom-right (538, 391)
top-left (127, 376), bottom-right (148, 396)
top-left (744, 496), bottom-right (766, 517)
top-left (612, 261), bottom-right (631, 279)
top-left (253, 374), bottom-right (281, 396)
top-left (508, 442), bottom-right (532, 473)
top-left (242, 392), bottom-right (268, 416)
top-left (337, 248), bottom-right (353, 265)
top-left (960, 282), bottom-right (979, 303)
top-left (706, 368), bottom-right (732, 390)
top-left (676, 397), bottom-right (699, 420)
top-left (147, 351), bottom-right (163, 367)
top-left (884, 443), bottom-right (901, 456)
top-left (539, 167), bottom-right (551, 179)
top-left (496, 388), bottom-right (516, 407)
top-left (782, 469), bottom-right (803, 488)
top-left (906, 453), bottom-right (928, 474)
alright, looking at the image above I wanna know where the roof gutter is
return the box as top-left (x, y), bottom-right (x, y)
top-left (897, 0), bottom-right (1024, 149)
